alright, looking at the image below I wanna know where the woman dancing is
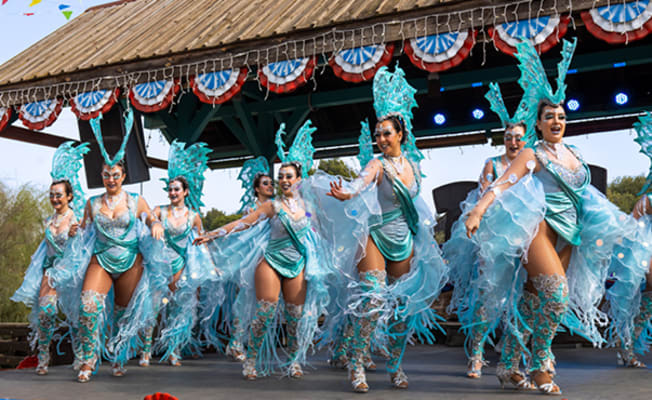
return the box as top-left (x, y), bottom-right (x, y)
top-left (465, 38), bottom-right (641, 395)
top-left (61, 110), bottom-right (170, 382)
top-left (12, 141), bottom-right (89, 375)
top-left (223, 157), bottom-right (274, 362)
top-left (444, 82), bottom-right (529, 379)
top-left (139, 140), bottom-right (216, 367)
top-left (324, 64), bottom-right (448, 392)
top-left (605, 112), bottom-right (652, 368)
top-left (195, 121), bottom-right (331, 380)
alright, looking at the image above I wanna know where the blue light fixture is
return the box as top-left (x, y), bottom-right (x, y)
top-left (472, 108), bottom-right (485, 120)
top-left (566, 99), bottom-right (580, 111)
top-left (615, 92), bottom-right (629, 106)
top-left (433, 113), bottom-right (446, 125)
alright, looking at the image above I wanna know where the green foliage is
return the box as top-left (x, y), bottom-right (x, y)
top-left (0, 182), bottom-right (51, 322)
top-left (606, 175), bottom-right (645, 214)
top-left (315, 159), bottom-right (358, 180)
top-left (202, 208), bottom-right (242, 232)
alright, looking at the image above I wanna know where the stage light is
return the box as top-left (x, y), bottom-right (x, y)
top-left (615, 92), bottom-right (629, 105)
top-left (433, 113), bottom-right (446, 125)
top-left (472, 108), bottom-right (485, 120)
top-left (567, 99), bottom-right (580, 111)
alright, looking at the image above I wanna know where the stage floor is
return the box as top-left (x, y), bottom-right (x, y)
top-left (0, 345), bottom-right (650, 400)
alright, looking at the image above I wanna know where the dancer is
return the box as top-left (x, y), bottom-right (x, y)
top-left (464, 38), bottom-right (638, 395)
top-left (323, 64), bottom-right (448, 392)
top-left (60, 110), bottom-right (170, 382)
top-left (223, 157), bottom-right (273, 362)
top-left (195, 121), bottom-right (332, 380)
top-left (605, 112), bottom-right (652, 368)
top-left (139, 140), bottom-right (216, 367)
top-left (444, 82), bottom-right (529, 379)
top-left (12, 141), bottom-right (89, 375)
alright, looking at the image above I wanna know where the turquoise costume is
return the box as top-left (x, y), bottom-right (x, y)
top-left (12, 141), bottom-right (89, 372)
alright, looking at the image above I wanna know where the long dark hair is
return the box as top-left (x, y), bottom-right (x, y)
top-left (377, 115), bottom-right (407, 144)
top-left (50, 179), bottom-right (73, 201)
top-left (535, 99), bottom-right (563, 139)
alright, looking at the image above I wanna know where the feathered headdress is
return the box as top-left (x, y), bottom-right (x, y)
top-left (237, 156), bottom-right (271, 213)
top-left (372, 64), bottom-right (424, 164)
top-left (634, 112), bottom-right (652, 195)
top-left (50, 141), bottom-right (90, 219)
top-left (89, 108), bottom-right (135, 167)
top-left (275, 120), bottom-right (316, 178)
top-left (513, 38), bottom-right (577, 145)
top-left (162, 140), bottom-right (211, 212)
top-left (484, 81), bottom-right (538, 147)
top-left (357, 118), bottom-right (374, 170)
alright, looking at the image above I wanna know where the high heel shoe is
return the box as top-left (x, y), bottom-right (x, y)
top-left (496, 369), bottom-right (536, 391)
top-left (532, 371), bottom-right (562, 395)
top-left (139, 352), bottom-right (150, 367)
top-left (169, 353), bottom-right (182, 367)
top-left (242, 358), bottom-right (257, 381)
top-left (77, 369), bottom-right (92, 383)
top-left (289, 361), bottom-right (303, 378)
top-left (349, 364), bottom-right (369, 393)
top-left (617, 349), bottom-right (647, 368)
top-left (328, 353), bottom-right (348, 369)
top-left (363, 354), bottom-right (376, 371)
top-left (466, 358), bottom-right (486, 379)
top-left (111, 364), bottom-right (126, 377)
top-left (389, 367), bottom-right (408, 389)
top-left (225, 341), bottom-right (246, 362)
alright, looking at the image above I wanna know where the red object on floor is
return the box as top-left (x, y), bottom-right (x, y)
top-left (144, 393), bottom-right (178, 400)
top-left (16, 355), bottom-right (38, 369)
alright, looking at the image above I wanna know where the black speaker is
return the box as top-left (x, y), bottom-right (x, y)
top-left (78, 102), bottom-right (150, 189)
top-left (432, 181), bottom-right (478, 241)
top-left (588, 164), bottom-right (607, 195)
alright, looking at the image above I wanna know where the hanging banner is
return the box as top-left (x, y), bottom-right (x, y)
top-left (69, 88), bottom-right (119, 120)
top-left (404, 30), bottom-right (476, 72)
top-left (489, 15), bottom-right (570, 56)
top-left (329, 43), bottom-right (394, 82)
top-left (19, 98), bottom-right (63, 130)
top-left (0, 106), bottom-right (11, 132)
top-left (129, 79), bottom-right (180, 112)
top-left (582, 0), bottom-right (652, 44)
top-left (258, 57), bottom-right (317, 94)
top-left (190, 67), bottom-right (248, 104)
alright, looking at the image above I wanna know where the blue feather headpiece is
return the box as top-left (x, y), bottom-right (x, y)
top-left (634, 112), bottom-right (652, 195)
top-left (89, 108), bottom-right (135, 168)
top-left (50, 141), bottom-right (90, 219)
top-left (357, 118), bottom-right (374, 170)
top-left (162, 140), bottom-right (210, 212)
top-left (372, 64), bottom-right (424, 164)
top-left (237, 156), bottom-right (271, 213)
top-left (275, 120), bottom-right (316, 178)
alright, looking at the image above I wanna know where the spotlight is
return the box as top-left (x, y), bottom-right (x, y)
top-left (566, 99), bottom-right (580, 111)
top-left (615, 92), bottom-right (629, 106)
top-left (433, 113), bottom-right (446, 125)
top-left (472, 108), bottom-right (485, 120)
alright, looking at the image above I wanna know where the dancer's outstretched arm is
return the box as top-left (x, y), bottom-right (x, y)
top-left (193, 201), bottom-right (274, 245)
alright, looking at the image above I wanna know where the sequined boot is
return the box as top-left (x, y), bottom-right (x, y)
top-left (77, 290), bottom-right (106, 383)
top-left (329, 317), bottom-right (353, 369)
top-left (285, 303), bottom-right (304, 378)
top-left (618, 291), bottom-right (652, 368)
top-left (242, 299), bottom-right (278, 380)
top-left (36, 295), bottom-right (57, 375)
top-left (226, 317), bottom-right (246, 362)
top-left (466, 304), bottom-right (489, 379)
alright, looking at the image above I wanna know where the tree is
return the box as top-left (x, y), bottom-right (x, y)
top-left (314, 159), bottom-right (358, 179)
top-left (202, 208), bottom-right (242, 232)
top-left (607, 175), bottom-right (645, 214)
top-left (0, 182), bottom-right (51, 322)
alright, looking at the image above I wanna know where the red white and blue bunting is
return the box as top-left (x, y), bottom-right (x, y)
top-left (404, 30), bottom-right (476, 72)
top-left (489, 15), bottom-right (570, 56)
top-left (329, 44), bottom-right (394, 82)
top-left (19, 98), bottom-right (63, 130)
top-left (190, 67), bottom-right (248, 105)
top-left (258, 57), bottom-right (317, 94)
top-left (0, 106), bottom-right (11, 132)
top-left (69, 88), bottom-right (119, 120)
top-left (582, 0), bottom-right (652, 44)
top-left (129, 79), bottom-right (180, 113)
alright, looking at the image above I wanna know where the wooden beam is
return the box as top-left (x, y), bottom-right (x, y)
top-left (0, 125), bottom-right (168, 169)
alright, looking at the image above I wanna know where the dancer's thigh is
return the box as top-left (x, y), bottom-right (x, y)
top-left (387, 249), bottom-right (414, 280)
top-left (523, 220), bottom-right (565, 289)
top-left (114, 254), bottom-right (144, 307)
top-left (357, 236), bottom-right (386, 273)
top-left (82, 256), bottom-right (113, 295)
top-left (39, 273), bottom-right (57, 297)
top-left (281, 269), bottom-right (306, 305)
top-left (255, 260), bottom-right (281, 302)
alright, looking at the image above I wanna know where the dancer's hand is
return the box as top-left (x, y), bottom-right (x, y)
top-left (151, 221), bottom-right (164, 240)
top-left (68, 223), bottom-right (79, 238)
top-left (465, 210), bottom-right (481, 238)
top-left (193, 235), bottom-right (213, 245)
top-left (326, 178), bottom-right (351, 201)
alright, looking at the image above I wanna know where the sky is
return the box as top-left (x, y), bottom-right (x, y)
top-left (0, 0), bottom-right (648, 215)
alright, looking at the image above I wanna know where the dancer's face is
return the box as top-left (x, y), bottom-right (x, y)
top-left (537, 105), bottom-right (566, 143)
top-left (168, 179), bottom-right (188, 207)
top-left (504, 125), bottom-right (525, 161)
top-left (49, 182), bottom-right (71, 212)
top-left (375, 120), bottom-right (403, 156)
top-left (255, 175), bottom-right (274, 199)
top-left (101, 164), bottom-right (125, 195)
top-left (278, 167), bottom-right (300, 197)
